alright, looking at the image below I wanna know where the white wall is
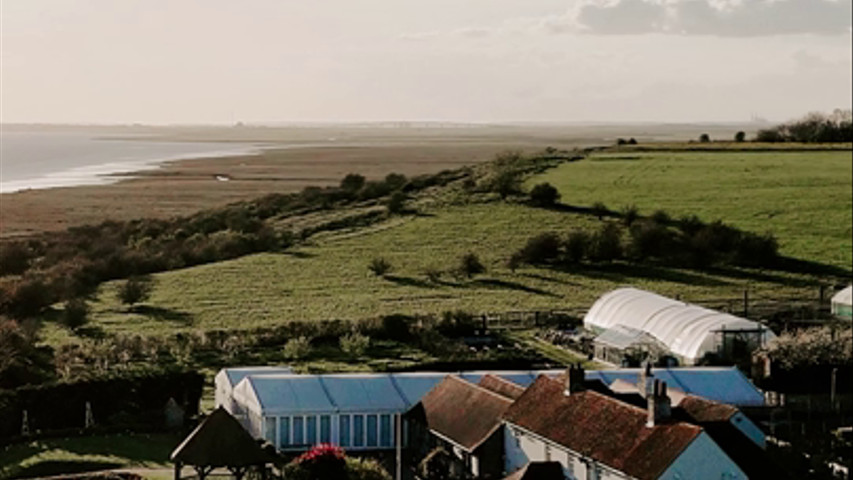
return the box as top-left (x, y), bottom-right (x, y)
top-left (659, 431), bottom-right (747, 480)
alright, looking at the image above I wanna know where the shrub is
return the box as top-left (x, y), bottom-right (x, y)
top-left (387, 191), bottom-right (407, 214)
top-left (735, 131), bottom-right (746, 142)
top-left (678, 214), bottom-right (705, 235)
top-left (283, 336), bottom-right (312, 360)
top-left (3, 277), bottom-right (55, 319)
top-left (380, 314), bottom-right (414, 341)
top-left (117, 276), bottom-right (154, 307)
top-left (0, 242), bottom-right (32, 276)
top-left (358, 181), bottom-right (392, 201)
top-left (628, 138), bottom-right (638, 145)
top-left (529, 183), bottom-right (561, 207)
top-left (591, 202), bottom-right (608, 220)
top-left (620, 205), bottom-right (639, 226)
top-left (650, 209), bottom-right (671, 224)
top-left (384, 173), bottom-right (408, 191)
top-left (699, 133), bottom-right (711, 143)
top-left (735, 232), bottom-right (779, 267)
top-left (491, 168), bottom-right (523, 200)
top-left (518, 232), bottom-right (561, 264)
top-left (368, 257), bottom-right (392, 277)
top-left (588, 223), bottom-right (623, 262)
top-left (616, 138), bottom-right (627, 146)
top-left (63, 298), bottom-right (89, 331)
top-left (340, 332), bottom-right (370, 357)
top-left (340, 173), bottom-right (366, 193)
top-left (627, 220), bottom-right (673, 261)
top-left (457, 252), bottom-right (485, 278)
top-left (345, 456), bottom-right (393, 480)
top-left (438, 310), bottom-right (479, 337)
top-left (563, 230), bottom-right (590, 263)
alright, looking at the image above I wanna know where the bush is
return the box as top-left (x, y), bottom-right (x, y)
top-left (621, 205), bottom-right (639, 226)
top-left (529, 183), bottom-right (561, 207)
top-left (491, 168), bottom-right (523, 200)
top-left (345, 457), bottom-right (393, 480)
top-left (283, 336), bottom-right (312, 360)
top-left (517, 232), bottom-right (561, 264)
top-left (563, 231), bottom-right (590, 263)
top-left (0, 242), bottom-right (32, 276)
top-left (588, 223), bottom-right (623, 262)
top-left (387, 191), bottom-right (407, 214)
top-left (735, 131), bottom-right (746, 142)
top-left (340, 332), bottom-right (370, 357)
top-left (380, 314), bottom-right (414, 341)
top-left (627, 220), bottom-right (673, 261)
top-left (117, 276), bottom-right (154, 307)
top-left (368, 257), bottom-right (393, 277)
top-left (699, 133), bottom-right (711, 143)
top-left (384, 173), bottom-right (408, 191)
top-left (457, 252), bottom-right (485, 278)
top-left (628, 138), bottom-right (638, 145)
top-left (591, 202), bottom-right (608, 220)
top-left (340, 173), bottom-right (366, 193)
top-left (62, 298), bottom-right (89, 331)
top-left (650, 209), bottom-right (671, 224)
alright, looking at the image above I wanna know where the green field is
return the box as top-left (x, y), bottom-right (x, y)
top-left (48, 201), bottom-right (823, 340)
top-left (530, 150), bottom-right (853, 269)
top-left (0, 433), bottom-right (178, 479)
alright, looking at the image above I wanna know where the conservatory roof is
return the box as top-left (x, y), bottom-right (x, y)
top-left (220, 366), bottom-right (293, 387)
top-left (584, 287), bottom-right (776, 361)
top-left (585, 366), bottom-right (765, 406)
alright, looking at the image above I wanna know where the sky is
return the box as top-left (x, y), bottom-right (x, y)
top-left (1, 0), bottom-right (851, 124)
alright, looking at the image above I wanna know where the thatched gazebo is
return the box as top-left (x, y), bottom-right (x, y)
top-left (170, 407), bottom-right (274, 480)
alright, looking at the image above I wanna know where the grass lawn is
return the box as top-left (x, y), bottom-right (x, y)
top-left (49, 201), bottom-right (825, 340)
top-left (0, 433), bottom-right (179, 479)
top-left (530, 150), bottom-right (853, 269)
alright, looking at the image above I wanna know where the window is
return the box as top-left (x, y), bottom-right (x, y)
top-left (264, 417), bottom-right (276, 444)
top-left (320, 415), bottom-right (331, 443)
top-left (279, 417), bottom-right (291, 447)
top-left (379, 414), bottom-right (392, 447)
top-left (293, 416), bottom-right (304, 445)
top-left (339, 415), bottom-right (351, 447)
top-left (366, 415), bottom-right (378, 447)
top-left (353, 415), bottom-right (365, 447)
top-left (306, 416), bottom-right (317, 445)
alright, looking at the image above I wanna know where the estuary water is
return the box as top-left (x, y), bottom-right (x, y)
top-left (0, 130), bottom-right (261, 193)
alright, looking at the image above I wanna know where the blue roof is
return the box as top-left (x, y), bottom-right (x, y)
top-left (224, 367), bottom-right (293, 387)
top-left (585, 367), bottom-right (764, 406)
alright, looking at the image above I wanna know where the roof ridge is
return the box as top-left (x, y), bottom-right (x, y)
top-left (447, 375), bottom-right (514, 404)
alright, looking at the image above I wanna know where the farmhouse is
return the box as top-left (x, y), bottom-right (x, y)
top-left (831, 285), bottom-right (852, 319)
top-left (585, 287), bottom-right (776, 365)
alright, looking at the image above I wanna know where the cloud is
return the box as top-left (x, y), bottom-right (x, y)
top-left (569, 0), bottom-right (853, 36)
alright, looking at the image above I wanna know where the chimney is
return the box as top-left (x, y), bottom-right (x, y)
top-left (637, 361), bottom-right (654, 399)
top-left (564, 363), bottom-right (586, 396)
top-left (646, 380), bottom-right (672, 427)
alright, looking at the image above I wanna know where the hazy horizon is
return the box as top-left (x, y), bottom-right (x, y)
top-left (2, 0), bottom-right (851, 125)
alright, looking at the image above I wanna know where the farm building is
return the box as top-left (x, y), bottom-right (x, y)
top-left (585, 288), bottom-right (777, 365)
top-left (831, 285), bottom-right (852, 319)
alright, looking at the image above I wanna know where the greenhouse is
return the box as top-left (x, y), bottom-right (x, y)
top-left (214, 366), bottom-right (293, 414)
top-left (831, 285), bottom-right (852, 319)
top-left (584, 287), bottom-right (777, 365)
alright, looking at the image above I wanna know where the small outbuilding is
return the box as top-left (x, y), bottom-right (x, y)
top-left (831, 285), bottom-right (852, 319)
top-left (170, 407), bottom-right (273, 480)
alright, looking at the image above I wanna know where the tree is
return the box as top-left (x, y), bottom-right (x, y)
top-left (589, 223), bottom-right (623, 262)
top-left (734, 131), bottom-right (746, 142)
top-left (627, 138), bottom-right (638, 145)
top-left (386, 191), bottom-right (407, 214)
top-left (620, 204), bottom-right (639, 226)
top-left (491, 168), bottom-right (523, 200)
top-left (564, 230), bottom-right (590, 263)
top-left (699, 133), bottom-right (711, 143)
top-left (591, 202), bottom-right (608, 220)
top-left (368, 257), bottom-right (392, 277)
top-left (117, 275), bottom-right (154, 307)
top-left (458, 252), bottom-right (485, 278)
top-left (340, 173), bottom-right (366, 193)
top-left (62, 298), bottom-right (89, 331)
top-left (384, 173), bottom-right (408, 191)
top-left (529, 183), bottom-right (561, 207)
top-left (518, 232), bottom-right (561, 264)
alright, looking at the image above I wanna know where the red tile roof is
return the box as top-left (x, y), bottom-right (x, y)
top-left (503, 375), bottom-right (701, 480)
top-left (676, 394), bottom-right (738, 423)
top-left (478, 374), bottom-right (525, 400)
top-left (419, 375), bottom-right (513, 452)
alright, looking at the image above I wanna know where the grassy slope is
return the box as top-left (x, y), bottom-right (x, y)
top-left (531, 150), bottom-right (853, 269)
top-left (52, 201), bottom-right (821, 339)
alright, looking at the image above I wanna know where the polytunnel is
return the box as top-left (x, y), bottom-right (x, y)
top-left (584, 287), bottom-right (776, 365)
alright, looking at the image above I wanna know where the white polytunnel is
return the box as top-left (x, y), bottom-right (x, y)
top-left (584, 287), bottom-right (777, 365)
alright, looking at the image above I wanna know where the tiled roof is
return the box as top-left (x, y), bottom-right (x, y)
top-left (503, 375), bottom-right (701, 480)
top-left (418, 376), bottom-right (513, 452)
top-left (478, 374), bottom-right (525, 400)
top-left (676, 394), bottom-right (738, 422)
